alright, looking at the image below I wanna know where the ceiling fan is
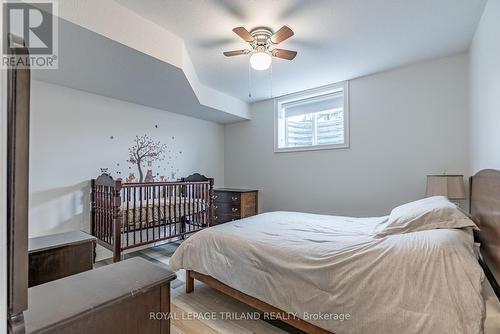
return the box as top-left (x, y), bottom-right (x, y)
top-left (223, 26), bottom-right (297, 71)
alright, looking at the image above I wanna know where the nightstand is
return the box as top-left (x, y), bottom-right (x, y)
top-left (213, 188), bottom-right (258, 224)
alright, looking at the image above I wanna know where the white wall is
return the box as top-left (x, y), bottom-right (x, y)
top-left (469, 0), bottom-right (500, 173)
top-left (225, 54), bottom-right (469, 217)
top-left (29, 80), bottom-right (225, 237)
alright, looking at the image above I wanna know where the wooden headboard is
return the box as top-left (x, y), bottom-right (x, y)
top-left (470, 169), bottom-right (500, 298)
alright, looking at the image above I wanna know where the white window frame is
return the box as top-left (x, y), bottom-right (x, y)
top-left (274, 81), bottom-right (350, 153)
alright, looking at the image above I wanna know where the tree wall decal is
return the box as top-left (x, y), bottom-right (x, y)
top-left (127, 135), bottom-right (167, 182)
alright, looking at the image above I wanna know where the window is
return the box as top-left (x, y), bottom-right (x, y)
top-left (274, 82), bottom-right (349, 152)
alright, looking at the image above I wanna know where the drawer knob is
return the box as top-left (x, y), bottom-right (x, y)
top-left (232, 208), bottom-right (238, 212)
top-left (231, 196), bottom-right (238, 201)
top-left (214, 205), bottom-right (218, 209)
top-left (215, 216), bottom-right (218, 219)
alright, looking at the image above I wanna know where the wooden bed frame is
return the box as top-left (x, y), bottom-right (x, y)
top-left (470, 169), bottom-right (500, 301)
top-left (91, 173), bottom-right (213, 262)
top-left (183, 169), bottom-right (500, 334)
top-left (185, 270), bottom-right (331, 334)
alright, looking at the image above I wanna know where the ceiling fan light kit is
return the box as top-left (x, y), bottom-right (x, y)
top-left (224, 26), bottom-right (297, 71)
top-left (250, 51), bottom-right (272, 71)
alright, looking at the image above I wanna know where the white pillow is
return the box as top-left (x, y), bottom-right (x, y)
top-left (375, 196), bottom-right (478, 237)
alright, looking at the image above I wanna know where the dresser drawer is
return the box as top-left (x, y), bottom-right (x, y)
top-left (214, 213), bottom-right (240, 224)
top-left (214, 191), bottom-right (240, 204)
top-left (214, 202), bottom-right (241, 215)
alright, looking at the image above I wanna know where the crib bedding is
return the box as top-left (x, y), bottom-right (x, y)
top-left (121, 197), bottom-right (207, 227)
top-left (170, 211), bottom-right (484, 334)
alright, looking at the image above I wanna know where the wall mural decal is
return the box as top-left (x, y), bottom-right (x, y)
top-left (127, 134), bottom-right (167, 182)
top-left (125, 173), bottom-right (136, 183)
top-left (104, 125), bottom-right (182, 183)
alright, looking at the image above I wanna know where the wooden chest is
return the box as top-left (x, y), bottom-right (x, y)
top-left (28, 231), bottom-right (95, 287)
top-left (213, 188), bottom-right (258, 224)
top-left (24, 257), bottom-right (175, 334)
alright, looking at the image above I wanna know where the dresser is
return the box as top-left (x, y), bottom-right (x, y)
top-left (28, 231), bottom-right (95, 287)
top-left (213, 188), bottom-right (258, 224)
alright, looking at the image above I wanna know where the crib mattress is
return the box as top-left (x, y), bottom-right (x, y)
top-left (121, 197), bottom-right (207, 228)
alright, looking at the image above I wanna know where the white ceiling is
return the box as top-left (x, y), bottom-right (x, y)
top-left (116, 0), bottom-right (486, 102)
top-left (33, 17), bottom-right (248, 124)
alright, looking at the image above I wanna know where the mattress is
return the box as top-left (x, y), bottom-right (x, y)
top-left (170, 211), bottom-right (484, 334)
top-left (121, 197), bottom-right (207, 228)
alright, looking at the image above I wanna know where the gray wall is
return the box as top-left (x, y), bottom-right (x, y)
top-left (29, 80), bottom-right (225, 237)
top-left (225, 54), bottom-right (469, 217)
top-left (469, 0), bottom-right (500, 173)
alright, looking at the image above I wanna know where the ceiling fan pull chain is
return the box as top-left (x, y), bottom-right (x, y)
top-left (270, 62), bottom-right (273, 99)
top-left (248, 61), bottom-right (252, 100)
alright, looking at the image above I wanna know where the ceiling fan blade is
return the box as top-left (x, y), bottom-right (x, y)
top-left (232, 27), bottom-right (254, 42)
top-left (270, 25), bottom-right (294, 44)
top-left (272, 49), bottom-right (297, 60)
top-left (223, 49), bottom-right (250, 57)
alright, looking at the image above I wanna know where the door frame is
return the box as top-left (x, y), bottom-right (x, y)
top-left (1, 51), bottom-right (8, 334)
top-left (5, 33), bottom-right (31, 334)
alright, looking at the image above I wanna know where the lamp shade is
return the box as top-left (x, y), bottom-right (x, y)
top-left (425, 175), bottom-right (465, 199)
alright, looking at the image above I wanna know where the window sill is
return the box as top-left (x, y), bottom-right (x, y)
top-left (274, 143), bottom-right (350, 153)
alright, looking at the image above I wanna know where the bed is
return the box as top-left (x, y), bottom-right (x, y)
top-left (170, 169), bottom-right (500, 334)
top-left (91, 172), bottom-right (213, 262)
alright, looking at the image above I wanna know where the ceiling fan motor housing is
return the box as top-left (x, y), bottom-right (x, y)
top-left (250, 28), bottom-right (274, 51)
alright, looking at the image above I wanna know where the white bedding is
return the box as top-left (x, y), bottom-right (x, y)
top-left (170, 211), bottom-right (484, 334)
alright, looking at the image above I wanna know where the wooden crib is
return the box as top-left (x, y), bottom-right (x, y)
top-left (91, 173), bottom-right (214, 262)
